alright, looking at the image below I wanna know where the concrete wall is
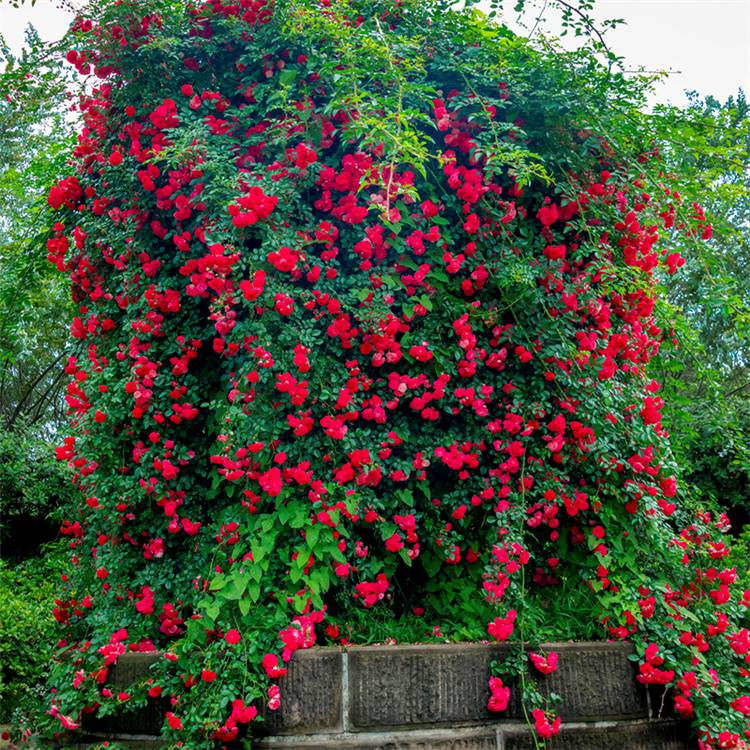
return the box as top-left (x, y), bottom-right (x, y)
top-left (82, 642), bottom-right (693, 749)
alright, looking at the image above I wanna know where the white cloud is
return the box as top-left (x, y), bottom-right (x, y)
top-left (0, 0), bottom-right (76, 56)
top-left (503, 0), bottom-right (749, 104)
top-left (593, 0), bottom-right (749, 104)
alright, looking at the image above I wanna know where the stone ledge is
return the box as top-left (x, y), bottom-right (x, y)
top-left (73, 720), bottom-right (692, 750)
top-left (257, 649), bottom-right (342, 734)
top-left (82, 642), bottom-right (668, 742)
top-left (254, 720), bottom-right (691, 750)
top-left (346, 641), bottom-right (649, 729)
top-left (84, 649), bottom-right (344, 736)
top-left (503, 719), bottom-right (691, 750)
top-left (256, 724), bottom-right (500, 749)
top-left (73, 735), bottom-right (164, 750)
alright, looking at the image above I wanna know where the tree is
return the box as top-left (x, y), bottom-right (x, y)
top-left (0, 27), bottom-right (76, 553)
top-left (647, 92), bottom-right (750, 531)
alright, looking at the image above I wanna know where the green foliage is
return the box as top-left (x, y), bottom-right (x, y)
top-left (0, 421), bottom-right (73, 557)
top-left (647, 92), bottom-right (750, 525)
top-left (0, 544), bottom-right (67, 730)
top-left (730, 526), bottom-right (750, 589)
top-left (0, 26), bottom-right (78, 742)
top-left (0, 22), bottom-right (77, 559)
top-left (0, 25), bottom-right (75, 433)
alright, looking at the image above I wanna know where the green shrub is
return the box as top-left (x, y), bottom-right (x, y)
top-left (0, 425), bottom-right (72, 560)
top-left (0, 544), bottom-right (66, 732)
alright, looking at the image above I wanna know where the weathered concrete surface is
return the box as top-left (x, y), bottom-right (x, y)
top-left (257, 649), bottom-right (343, 734)
top-left (256, 726), bottom-right (500, 749)
top-left (76, 643), bottom-right (691, 750)
top-left (107, 652), bottom-right (160, 688)
top-left (75, 739), bottom-right (164, 750)
top-left (503, 720), bottom-right (691, 750)
top-left (82, 652), bottom-right (164, 736)
top-left (85, 649), bottom-right (343, 737)
top-left (539, 642), bottom-right (651, 721)
top-left (254, 721), bottom-right (692, 750)
top-left (348, 643), bottom-right (518, 729)
top-left (347, 642), bottom-right (649, 729)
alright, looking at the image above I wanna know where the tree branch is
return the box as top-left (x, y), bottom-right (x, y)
top-left (555, 0), bottom-right (615, 68)
top-left (6, 351), bottom-right (65, 430)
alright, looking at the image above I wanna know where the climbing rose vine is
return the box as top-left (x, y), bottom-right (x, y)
top-left (43, 0), bottom-right (749, 747)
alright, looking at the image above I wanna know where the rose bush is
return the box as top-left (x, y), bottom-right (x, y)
top-left (42, 0), bottom-right (749, 747)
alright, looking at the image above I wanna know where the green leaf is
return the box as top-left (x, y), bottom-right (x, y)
top-left (278, 68), bottom-right (298, 87)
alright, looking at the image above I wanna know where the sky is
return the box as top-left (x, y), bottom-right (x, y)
top-left (1, 0), bottom-right (748, 106)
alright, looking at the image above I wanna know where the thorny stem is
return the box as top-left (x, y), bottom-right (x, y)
top-left (555, 0), bottom-right (617, 72)
top-left (517, 451), bottom-right (546, 750)
top-left (374, 16), bottom-right (403, 219)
